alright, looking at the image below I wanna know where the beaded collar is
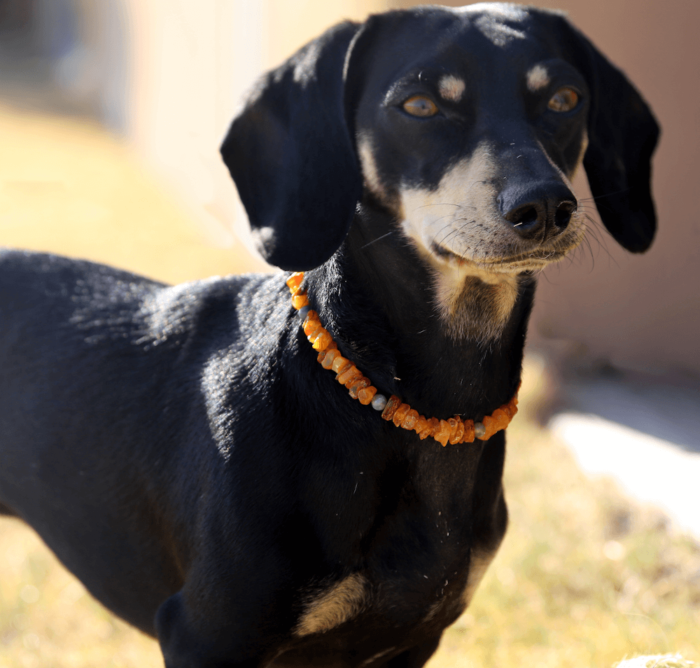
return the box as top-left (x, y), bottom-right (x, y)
top-left (286, 272), bottom-right (519, 446)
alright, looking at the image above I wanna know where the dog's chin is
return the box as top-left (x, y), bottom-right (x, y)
top-left (423, 234), bottom-right (581, 343)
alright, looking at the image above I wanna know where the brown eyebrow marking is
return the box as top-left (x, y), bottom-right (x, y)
top-left (438, 75), bottom-right (466, 102)
top-left (526, 64), bottom-right (550, 91)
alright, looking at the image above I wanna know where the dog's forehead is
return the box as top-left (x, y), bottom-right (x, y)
top-left (360, 4), bottom-right (559, 91)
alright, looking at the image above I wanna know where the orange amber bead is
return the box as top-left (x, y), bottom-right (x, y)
top-left (337, 366), bottom-right (362, 385)
top-left (348, 377), bottom-right (371, 399)
top-left (357, 386), bottom-right (377, 405)
top-left (322, 349), bottom-right (341, 369)
top-left (303, 319), bottom-right (321, 338)
top-left (331, 356), bottom-right (350, 373)
top-left (462, 419), bottom-right (475, 443)
top-left (292, 293), bottom-right (309, 310)
top-left (286, 272), bottom-right (304, 292)
top-left (491, 408), bottom-right (509, 430)
top-left (434, 420), bottom-right (451, 447)
top-left (414, 416), bottom-right (429, 437)
top-left (381, 396), bottom-right (402, 421)
top-left (402, 409), bottom-right (419, 430)
top-left (305, 323), bottom-right (323, 340)
top-left (312, 331), bottom-right (332, 351)
top-left (392, 403), bottom-right (411, 427)
top-left (479, 415), bottom-right (497, 440)
top-left (448, 417), bottom-right (465, 444)
top-left (425, 417), bottom-right (440, 437)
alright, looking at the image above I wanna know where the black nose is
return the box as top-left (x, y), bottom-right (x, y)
top-left (499, 182), bottom-right (577, 240)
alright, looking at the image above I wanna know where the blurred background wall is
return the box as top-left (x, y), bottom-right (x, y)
top-left (1, 0), bottom-right (698, 378)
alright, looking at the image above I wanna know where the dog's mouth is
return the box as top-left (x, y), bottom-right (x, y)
top-left (430, 243), bottom-right (567, 272)
top-left (430, 230), bottom-right (583, 273)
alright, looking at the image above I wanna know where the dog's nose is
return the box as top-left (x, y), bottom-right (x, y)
top-left (499, 183), bottom-right (577, 240)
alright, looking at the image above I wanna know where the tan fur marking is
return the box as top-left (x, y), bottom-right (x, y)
top-left (435, 273), bottom-right (520, 342)
top-left (570, 130), bottom-right (589, 180)
top-left (438, 75), bottom-right (466, 102)
top-left (296, 574), bottom-right (367, 636)
top-left (526, 65), bottom-right (550, 92)
top-left (358, 133), bottom-right (385, 199)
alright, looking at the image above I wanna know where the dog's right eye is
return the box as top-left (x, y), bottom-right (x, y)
top-left (547, 87), bottom-right (580, 113)
top-left (402, 95), bottom-right (439, 118)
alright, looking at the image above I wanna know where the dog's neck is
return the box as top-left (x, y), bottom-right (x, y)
top-left (304, 203), bottom-right (531, 420)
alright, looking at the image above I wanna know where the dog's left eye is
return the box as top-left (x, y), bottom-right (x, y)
top-left (548, 87), bottom-right (579, 113)
top-left (402, 95), bottom-right (439, 117)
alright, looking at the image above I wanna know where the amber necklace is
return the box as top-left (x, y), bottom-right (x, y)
top-left (287, 272), bottom-right (519, 446)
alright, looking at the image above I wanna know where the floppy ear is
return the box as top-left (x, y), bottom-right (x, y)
top-left (220, 21), bottom-right (364, 271)
top-left (559, 19), bottom-right (660, 253)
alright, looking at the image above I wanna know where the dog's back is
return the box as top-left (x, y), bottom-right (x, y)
top-left (0, 249), bottom-right (279, 631)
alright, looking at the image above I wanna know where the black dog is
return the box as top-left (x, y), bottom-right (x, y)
top-left (0, 4), bottom-right (657, 666)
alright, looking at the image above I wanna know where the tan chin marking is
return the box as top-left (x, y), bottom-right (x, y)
top-left (435, 270), bottom-right (520, 343)
top-left (438, 75), bottom-right (466, 102)
top-left (526, 64), bottom-right (551, 92)
top-left (296, 574), bottom-right (367, 636)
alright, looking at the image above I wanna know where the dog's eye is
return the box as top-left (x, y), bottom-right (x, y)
top-left (402, 95), bottom-right (439, 118)
top-left (548, 87), bottom-right (579, 113)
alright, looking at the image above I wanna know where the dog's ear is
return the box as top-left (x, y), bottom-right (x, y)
top-left (555, 17), bottom-right (660, 253)
top-left (220, 22), bottom-right (365, 271)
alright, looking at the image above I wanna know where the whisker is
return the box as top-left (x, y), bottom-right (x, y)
top-left (360, 231), bottom-right (394, 249)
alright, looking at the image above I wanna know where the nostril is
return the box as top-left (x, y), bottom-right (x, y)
top-left (509, 204), bottom-right (541, 230)
top-left (554, 201), bottom-right (576, 230)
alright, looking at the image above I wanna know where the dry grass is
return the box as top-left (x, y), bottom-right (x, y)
top-left (1, 104), bottom-right (698, 667)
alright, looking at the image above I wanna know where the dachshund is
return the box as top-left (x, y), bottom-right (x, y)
top-left (0, 4), bottom-right (657, 666)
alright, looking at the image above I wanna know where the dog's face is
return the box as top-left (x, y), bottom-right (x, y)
top-left (355, 5), bottom-right (587, 267)
top-left (351, 5), bottom-right (590, 337)
top-left (222, 3), bottom-right (658, 333)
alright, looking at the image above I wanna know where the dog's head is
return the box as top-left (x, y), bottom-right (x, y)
top-left (221, 3), bottom-right (658, 281)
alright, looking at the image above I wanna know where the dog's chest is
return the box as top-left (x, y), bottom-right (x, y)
top-left (281, 539), bottom-right (488, 667)
top-left (293, 518), bottom-right (484, 641)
